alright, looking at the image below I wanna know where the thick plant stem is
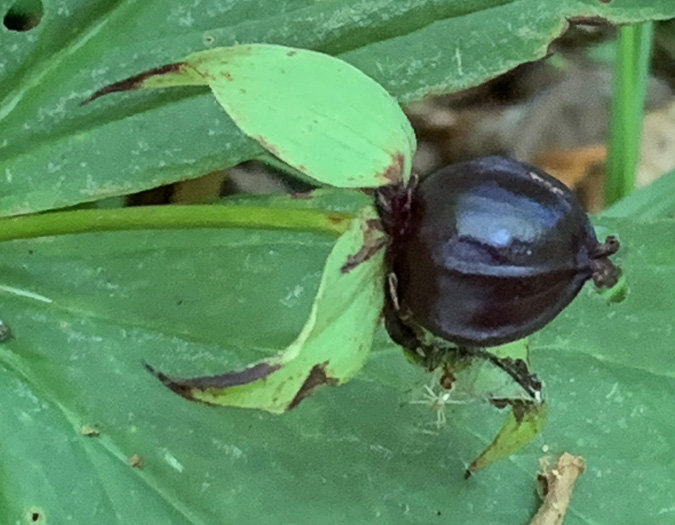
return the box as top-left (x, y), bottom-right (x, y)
top-left (605, 23), bottom-right (654, 206)
top-left (0, 205), bottom-right (351, 243)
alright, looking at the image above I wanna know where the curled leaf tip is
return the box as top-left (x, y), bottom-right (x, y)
top-left (467, 400), bottom-right (548, 474)
top-left (144, 360), bottom-right (281, 402)
top-left (81, 62), bottom-right (187, 105)
top-left (143, 361), bottom-right (197, 400)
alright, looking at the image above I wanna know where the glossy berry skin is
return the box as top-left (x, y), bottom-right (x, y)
top-left (382, 156), bottom-right (620, 348)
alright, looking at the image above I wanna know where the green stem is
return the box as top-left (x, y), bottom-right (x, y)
top-left (631, 22), bottom-right (654, 175)
top-left (605, 23), bottom-right (654, 206)
top-left (0, 205), bottom-right (351, 243)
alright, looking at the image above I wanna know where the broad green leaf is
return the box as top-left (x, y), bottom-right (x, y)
top-left (148, 208), bottom-right (386, 412)
top-left (87, 44), bottom-right (416, 189)
top-left (602, 168), bottom-right (675, 219)
top-left (0, 207), bottom-right (673, 523)
top-left (526, 218), bottom-right (675, 523)
top-left (2, 0), bottom-right (673, 216)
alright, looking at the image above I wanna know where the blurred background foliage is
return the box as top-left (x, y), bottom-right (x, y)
top-left (124, 21), bottom-right (675, 214)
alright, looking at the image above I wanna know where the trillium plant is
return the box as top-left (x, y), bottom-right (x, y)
top-left (79, 44), bottom-right (621, 474)
top-left (2, 1), bottom-right (674, 522)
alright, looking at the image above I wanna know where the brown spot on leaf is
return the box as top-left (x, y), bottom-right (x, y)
top-left (81, 425), bottom-right (100, 437)
top-left (537, 474), bottom-right (549, 501)
top-left (287, 50), bottom-right (297, 56)
top-left (341, 236), bottom-right (386, 274)
top-left (566, 15), bottom-right (609, 26)
top-left (380, 152), bottom-right (406, 184)
top-left (144, 361), bottom-right (281, 403)
top-left (489, 399), bottom-right (511, 410)
top-left (439, 370), bottom-right (455, 390)
top-left (341, 218), bottom-right (387, 273)
top-left (0, 320), bottom-right (12, 342)
top-left (81, 62), bottom-right (187, 105)
top-left (222, 72), bottom-right (233, 81)
top-left (253, 135), bottom-right (282, 158)
top-left (290, 190), bottom-right (315, 200)
top-left (288, 362), bottom-right (337, 410)
top-left (511, 400), bottom-right (534, 423)
top-left (128, 454), bottom-right (144, 469)
top-left (327, 213), bottom-right (346, 225)
top-left (546, 20), bottom-right (574, 58)
top-left (365, 218), bottom-right (385, 232)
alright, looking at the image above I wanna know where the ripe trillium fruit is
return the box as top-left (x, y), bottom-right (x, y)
top-left (380, 156), bottom-right (621, 348)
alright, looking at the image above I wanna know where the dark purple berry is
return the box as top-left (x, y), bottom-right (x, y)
top-left (381, 156), bottom-right (620, 348)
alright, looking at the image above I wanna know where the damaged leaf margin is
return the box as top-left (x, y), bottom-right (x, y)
top-left (146, 205), bottom-right (386, 413)
top-left (85, 44), bottom-right (416, 189)
top-left (466, 340), bottom-right (547, 473)
top-left (467, 400), bottom-right (548, 476)
top-left (424, 338), bottom-right (548, 473)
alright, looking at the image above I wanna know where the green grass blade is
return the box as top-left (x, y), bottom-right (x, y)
top-left (605, 23), bottom-right (654, 206)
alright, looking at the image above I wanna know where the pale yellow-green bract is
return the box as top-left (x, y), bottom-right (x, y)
top-left (466, 340), bottom-right (547, 473)
top-left (173, 206), bottom-right (385, 412)
top-left (469, 401), bottom-right (548, 474)
top-left (450, 340), bottom-right (536, 403)
top-left (95, 44), bottom-right (416, 189)
top-left (416, 337), bottom-right (548, 473)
